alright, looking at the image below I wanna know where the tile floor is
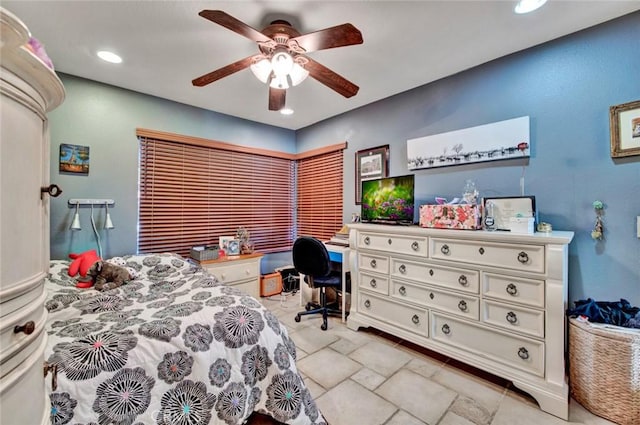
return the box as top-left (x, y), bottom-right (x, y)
top-left (260, 293), bottom-right (616, 425)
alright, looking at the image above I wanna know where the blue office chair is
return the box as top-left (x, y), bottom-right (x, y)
top-left (293, 236), bottom-right (344, 330)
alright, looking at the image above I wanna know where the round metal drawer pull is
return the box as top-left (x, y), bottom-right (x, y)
top-left (364, 300), bottom-right (371, 308)
top-left (370, 259), bottom-right (377, 268)
top-left (370, 279), bottom-right (377, 288)
top-left (411, 241), bottom-right (419, 251)
top-left (458, 300), bottom-right (468, 311)
top-left (506, 311), bottom-right (518, 324)
top-left (399, 264), bottom-right (407, 274)
top-left (429, 269), bottom-right (434, 276)
top-left (479, 247), bottom-right (485, 255)
top-left (517, 251), bottom-right (529, 264)
top-left (364, 236), bottom-right (371, 245)
top-left (518, 347), bottom-right (529, 360)
top-left (399, 286), bottom-right (407, 296)
top-left (441, 244), bottom-right (450, 255)
top-left (388, 238), bottom-right (392, 245)
top-left (429, 292), bottom-right (435, 300)
top-left (442, 324), bottom-right (451, 335)
top-left (458, 275), bottom-right (468, 286)
top-left (411, 315), bottom-right (420, 324)
top-left (14, 321), bottom-right (36, 335)
top-left (506, 283), bottom-right (518, 295)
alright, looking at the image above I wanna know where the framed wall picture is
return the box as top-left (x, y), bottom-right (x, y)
top-left (610, 99), bottom-right (640, 158)
top-left (59, 143), bottom-right (90, 174)
top-left (355, 145), bottom-right (389, 204)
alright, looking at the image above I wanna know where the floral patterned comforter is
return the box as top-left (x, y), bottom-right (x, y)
top-left (45, 253), bottom-right (325, 425)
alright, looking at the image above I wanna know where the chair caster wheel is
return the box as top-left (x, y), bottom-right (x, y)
top-left (321, 323), bottom-right (327, 331)
top-left (294, 314), bottom-right (301, 322)
top-left (305, 303), bottom-right (312, 311)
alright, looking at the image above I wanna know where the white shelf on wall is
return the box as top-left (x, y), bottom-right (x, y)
top-left (68, 198), bottom-right (114, 207)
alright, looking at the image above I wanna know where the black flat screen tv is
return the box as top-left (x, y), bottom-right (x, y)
top-left (361, 174), bottom-right (415, 224)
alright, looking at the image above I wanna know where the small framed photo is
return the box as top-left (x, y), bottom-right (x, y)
top-left (226, 239), bottom-right (240, 255)
top-left (610, 100), bottom-right (640, 158)
top-left (219, 236), bottom-right (235, 253)
top-left (355, 145), bottom-right (389, 204)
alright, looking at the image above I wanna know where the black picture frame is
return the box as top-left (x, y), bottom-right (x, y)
top-left (355, 145), bottom-right (389, 204)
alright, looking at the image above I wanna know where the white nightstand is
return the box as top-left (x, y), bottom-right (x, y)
top-left (196, 252), bottom-right (263, 299)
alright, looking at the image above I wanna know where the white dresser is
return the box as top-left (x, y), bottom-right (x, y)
top-left (196, 253), bottom-right (264, 299)
top-left (347, 223), bottom-right (574, 420)
top-left (0, 8), bottom-right (65, 425)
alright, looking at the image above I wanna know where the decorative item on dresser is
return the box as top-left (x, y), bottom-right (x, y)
top-left (194, 252), bottom-right (264, 299)
top-left (347, 223), bottom-right (574, 420)
top-left (0, 7), bottom-right (65, 425)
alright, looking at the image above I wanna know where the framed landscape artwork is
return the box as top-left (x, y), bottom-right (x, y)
top-left (59, 144), bottom-right (90, 175)
top-left (355, 145), bottom-right (389, 204)
top-left (610, 99), bottom-right (640, 158)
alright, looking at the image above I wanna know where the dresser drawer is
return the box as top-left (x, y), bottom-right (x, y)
top-left (431, 312), bottom-right (544, 377)
top-left (358, 233), bottom-right (428, 257)
top-left (359, 292), bottom-right (427, 336)
top-left (392, 280), bottom-right (479, 320)
top-left (482, 300), bottom-right (544, 338)
top-left (430, 238), bottom-right (545, 273)
top-left (203, 261), bottom-right (259, 284)
top-left (482, 272), bottom-right (545, 308)
top-left (358, 253), bottom-right (390, 274)
top-left (391, 259), bottom-right (479, 294)
top-left (359, 272), bottom-right (389, 295)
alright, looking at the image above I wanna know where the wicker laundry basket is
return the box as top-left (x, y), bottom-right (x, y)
top-left (568, 318), bottom-right (640, 425)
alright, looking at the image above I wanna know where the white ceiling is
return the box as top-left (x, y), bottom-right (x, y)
top-left (3, 1), bottom-right (639, 130)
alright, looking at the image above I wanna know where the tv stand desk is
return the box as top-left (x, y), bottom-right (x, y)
top-left (299, 242), bottom-right (350, 323)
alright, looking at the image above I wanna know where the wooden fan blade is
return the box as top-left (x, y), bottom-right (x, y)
top-left (304, 57), bottom-right (359, 98)
top-left (199, 10), bottom-right (272, 43)
top-left (192, 56), bottom-right (255, 87)
top-left (269, 88), bottom-right (286, 111)
top-left (290, 23), bottom-right (363, 53)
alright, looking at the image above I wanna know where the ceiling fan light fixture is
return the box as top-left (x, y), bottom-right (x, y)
top-left (514, 0), bottom-right (547, 14)
top-left (271, 50), bottom-right (294, 77)
top-left (289, 63), bottom-right (309, 86)
top-left (250, 57), bottom-right (272, 83)
top-left (269, 74), bottom-right (290, 90)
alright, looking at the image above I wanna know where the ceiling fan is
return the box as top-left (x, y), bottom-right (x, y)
top-left (191, 10), bottom-right (363, 111)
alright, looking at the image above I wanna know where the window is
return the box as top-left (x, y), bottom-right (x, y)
top-left (137, 130), bottom-right (295, 256)
top-left (296, 143), bottom-right (346, 241)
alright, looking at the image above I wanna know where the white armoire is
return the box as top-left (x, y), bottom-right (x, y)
top-left (0, 8), bottom-right (65, 425)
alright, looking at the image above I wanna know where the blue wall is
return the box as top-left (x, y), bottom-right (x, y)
top-left (298, 11), bottom-right (640, 305)
top-left (48, 75), bottom-right (296, 272)
top-left (48, 12), bottom-right (639, 304)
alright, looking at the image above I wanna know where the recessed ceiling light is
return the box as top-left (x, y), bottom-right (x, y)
top-left (280, 108), bottom-right (294, 115)
top-left (97, 50), bottom-right (122, 64)
top-left (514, 0), bottom-right (547, 14)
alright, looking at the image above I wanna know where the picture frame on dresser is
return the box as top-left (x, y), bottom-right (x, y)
top-left (610, 99), bottom-right (640, 158)
top-left (355, 145), bottom-right (389, 204)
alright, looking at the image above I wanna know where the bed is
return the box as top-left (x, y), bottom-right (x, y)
top-left (44, 253), bottom-right (326, 425)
